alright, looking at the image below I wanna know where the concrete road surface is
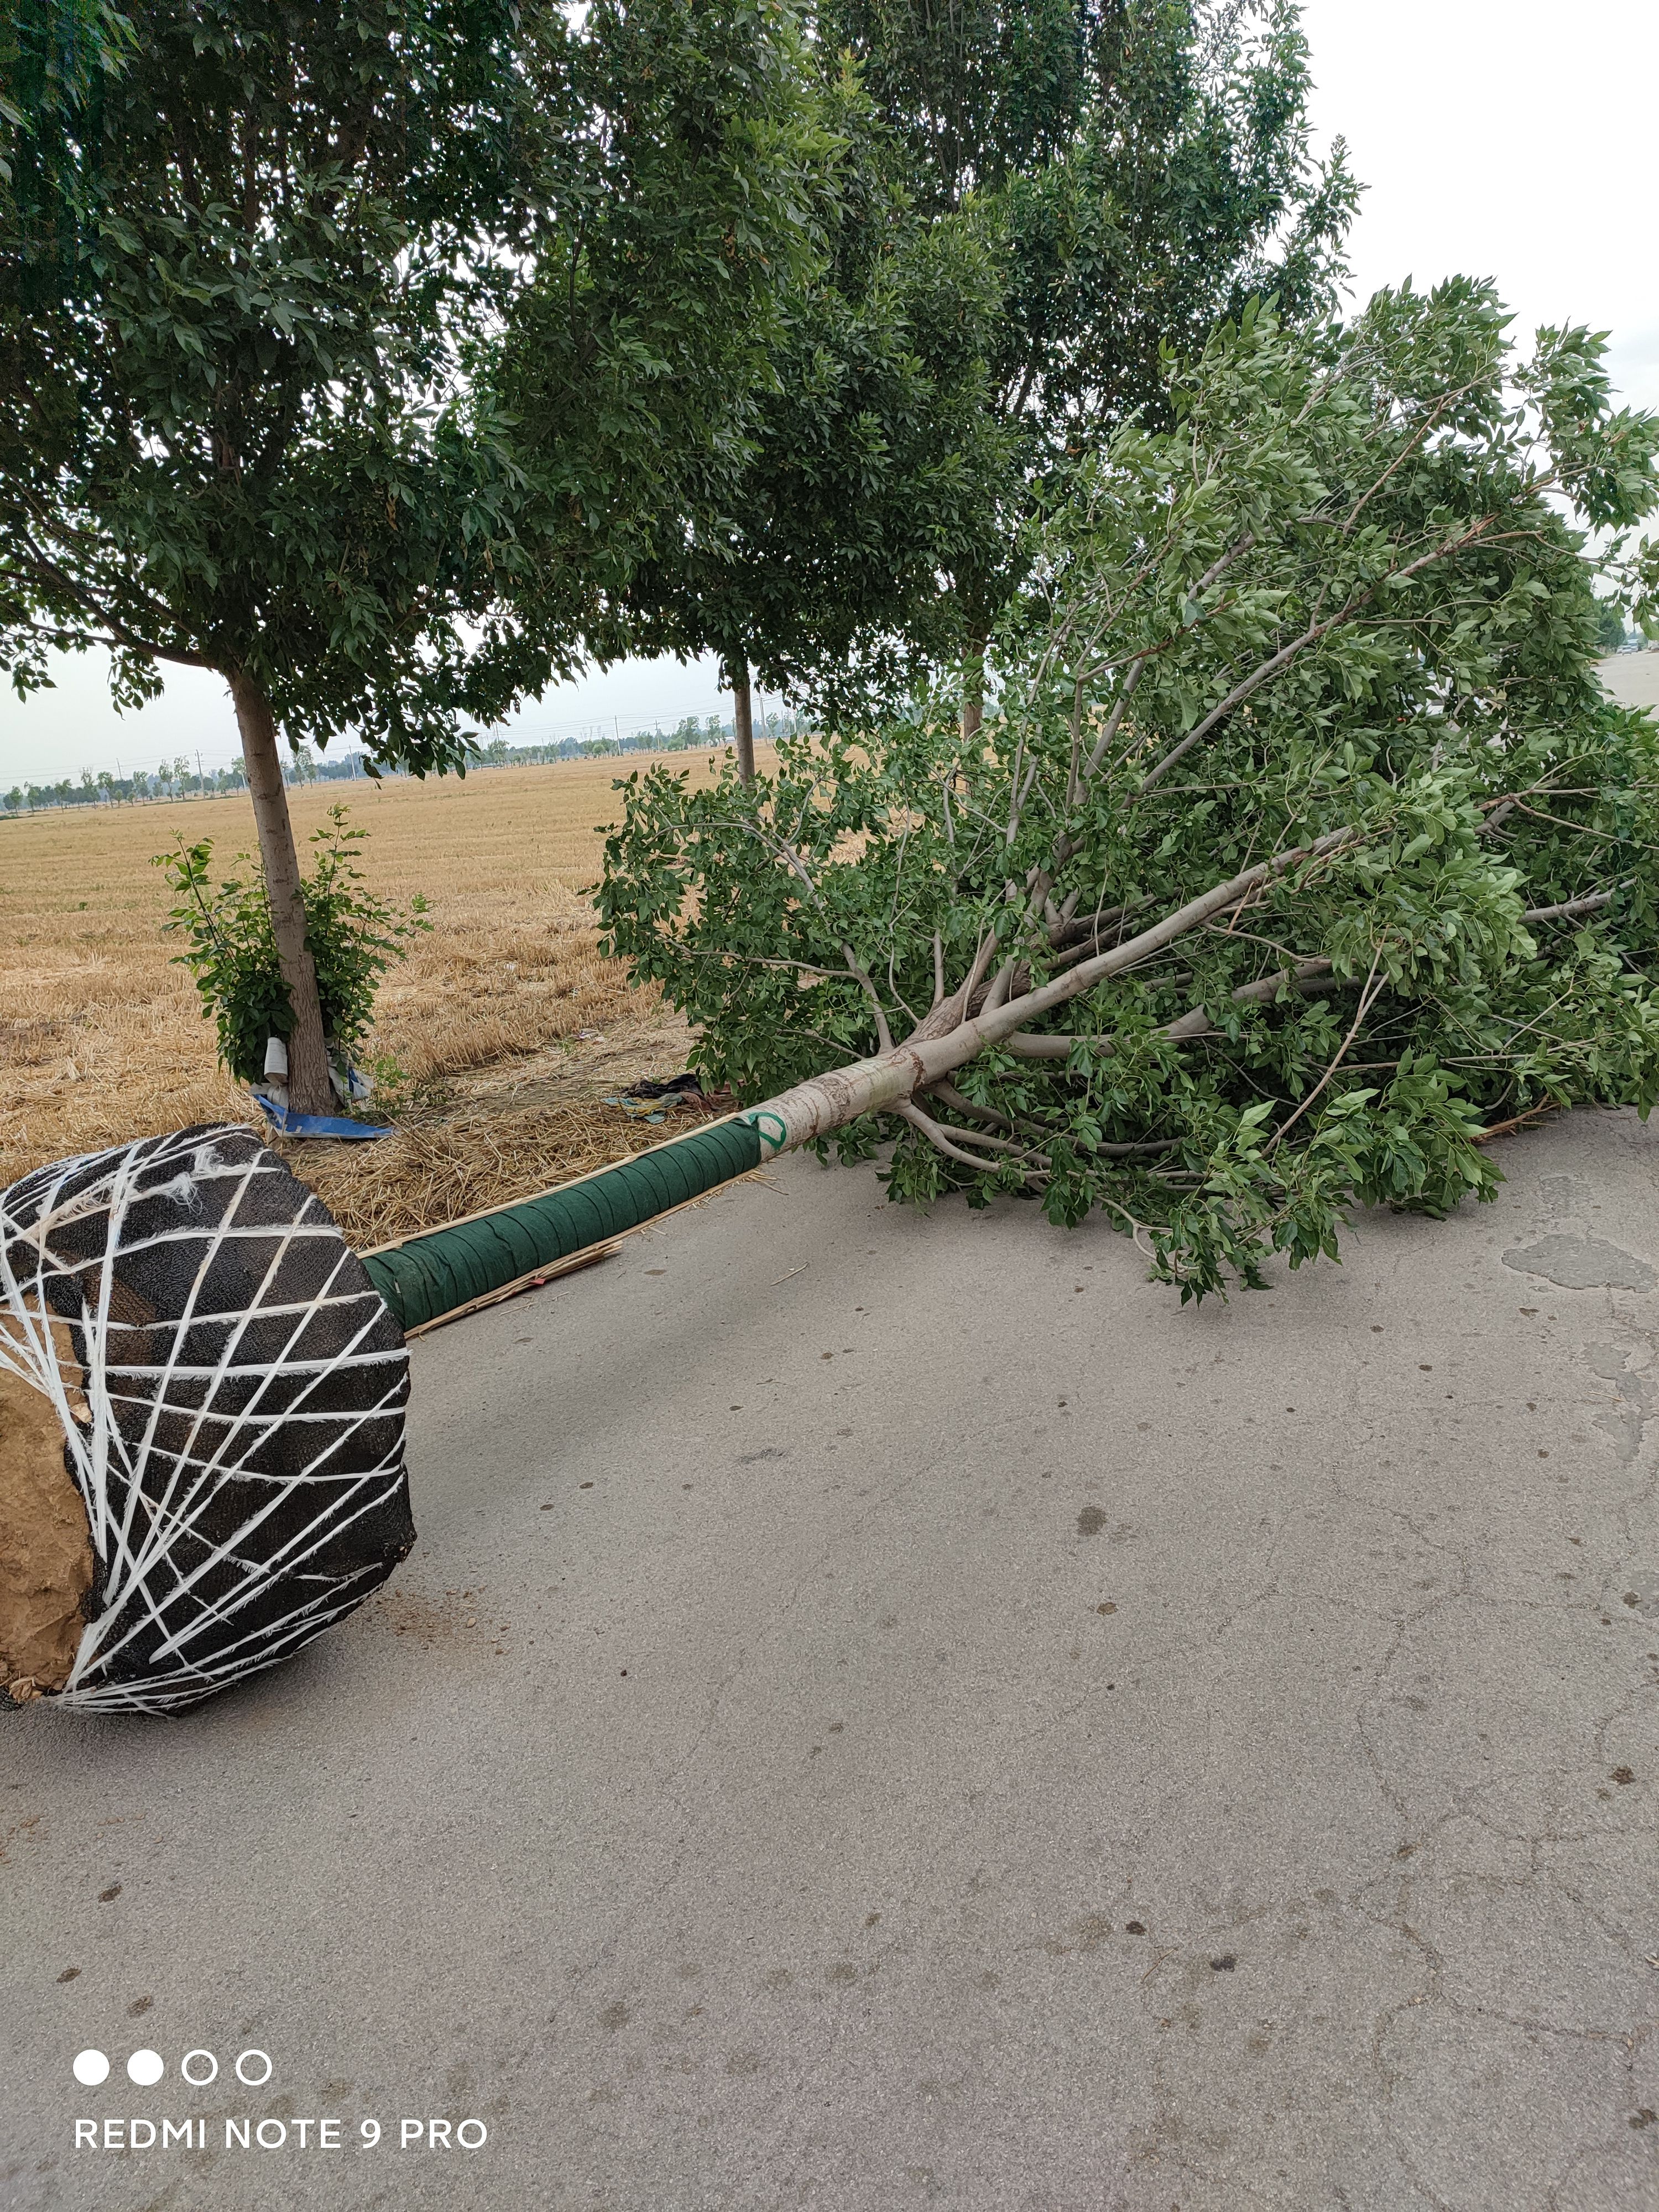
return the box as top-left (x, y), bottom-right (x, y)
top-left (6, 1108), bottom-right (1659, 2212)
top-left (1601, 650), bottom-right (1659, 714)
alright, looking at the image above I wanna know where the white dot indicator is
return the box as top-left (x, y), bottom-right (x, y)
top-left (72, 2049), bottom-right (109, 2086)
top-left (127, 2049), bottom-right (164, 2086)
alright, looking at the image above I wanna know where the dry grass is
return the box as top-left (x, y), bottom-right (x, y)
top-left (284, 1010), bottom-right (734, 1248)
top-left (0, 750), bottom-right (764, 1244)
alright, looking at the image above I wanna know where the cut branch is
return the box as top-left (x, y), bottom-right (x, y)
top-left (1134, 509), bottom-right (1523, 794)
top-left (1521, 885), bottom-right (1628, 923)
top-left (1003, 957), bottom-right (1342, 1057)
top-left (898, 1102), bottom-right (1043, 1182)
top-left (742, 828), bottom-right (1360, 1157)
top-left (1266, 951), bottom-right (1387, 1152)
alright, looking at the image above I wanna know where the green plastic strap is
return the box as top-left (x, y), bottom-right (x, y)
top-left (359, 1117), bottom-right (764, 1334)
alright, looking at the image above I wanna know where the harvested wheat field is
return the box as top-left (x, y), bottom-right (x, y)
top-left (0, 749), bottom-right (769, 1246)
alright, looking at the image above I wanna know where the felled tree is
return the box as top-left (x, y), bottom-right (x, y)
top-left (0, 1), bottom-right (827, 1111)
top-left (599, 284), bottom-right (1659, 1298)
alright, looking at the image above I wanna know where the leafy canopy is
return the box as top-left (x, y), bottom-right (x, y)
top-left (593, 62), bottom-right (1012, 719)
top-left (568, 1), bottom-right (1357, 729)
top-left (818, 0), bottom-right (1358, 627)
top-left (599, 281), bottom-right (1659, 1298)
top-left (0, 0), bottom-right (831, 759)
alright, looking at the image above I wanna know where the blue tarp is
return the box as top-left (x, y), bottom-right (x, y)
top-left (251, 1093), bottom-right (393, 1142)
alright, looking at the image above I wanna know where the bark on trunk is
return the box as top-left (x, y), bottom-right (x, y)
top-left (961, 641), bottom-right (985, 743)
top-left (229, 669), bottom-right (334, 1116)
top-left (728, 657), bottom-right (755, 786)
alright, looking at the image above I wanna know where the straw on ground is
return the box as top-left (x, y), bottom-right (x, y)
top-left (1, 752), bottom-right (761, 1244)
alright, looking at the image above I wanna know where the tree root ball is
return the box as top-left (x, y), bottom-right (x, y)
top-left (0, 1125), bottom-right (414, 1714)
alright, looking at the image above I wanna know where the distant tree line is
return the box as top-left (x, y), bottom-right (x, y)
top-left (473, 709), bottom-right (808, 766)
top-left (3, 754), bottom-right (243, 812)
top-left (1, 745), bottom-right (348, 812)
top-left (2, 712), bottom-right (811, 814)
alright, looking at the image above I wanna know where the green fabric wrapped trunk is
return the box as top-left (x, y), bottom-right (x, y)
top-left (361, 1118), bottom-right (764, 1334)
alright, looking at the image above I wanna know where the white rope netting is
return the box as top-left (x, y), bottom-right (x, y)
top-left (1, 1124), bottom-right (413, 1714)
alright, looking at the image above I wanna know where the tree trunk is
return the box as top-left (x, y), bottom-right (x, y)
top-left (728, 656), bottom-right (755, 786)
top-left (961, 641), bottom-right (985, 742)
top-left (229, 669), bottom-right (334, 1116)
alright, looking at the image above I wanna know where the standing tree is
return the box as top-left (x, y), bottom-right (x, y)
top-left (0, 0), bottom-right (830, 1109)
top-left (599, 288), bottom-right (1659, 1297)
top-left (515, 68), bottom-right (1011, 782)
top-left (817, 0), bottom-right (1358, 726)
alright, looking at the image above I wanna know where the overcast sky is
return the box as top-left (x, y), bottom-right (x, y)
top-left (4, 0), bottom-right (1654, 787)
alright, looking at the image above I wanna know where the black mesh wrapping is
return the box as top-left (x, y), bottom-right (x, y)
top-left (0, 1125), bottom-right (414, 1713)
